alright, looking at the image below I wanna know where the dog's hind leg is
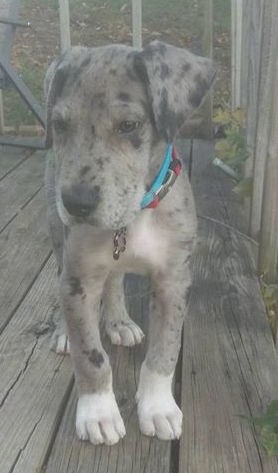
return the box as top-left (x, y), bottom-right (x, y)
top-left (45, 151), bottom-right (70, 354)
top-left (102, 272), bottom-right (145, 346)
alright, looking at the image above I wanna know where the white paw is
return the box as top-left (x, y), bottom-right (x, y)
top-left (106, 320), bottom-right (145, 346)
top-left (76, 391), bottom-right (126, 445)
top-left (136, 363), bottom-right (182, 440)
top-left (51, 332), bottom-right (70, 355)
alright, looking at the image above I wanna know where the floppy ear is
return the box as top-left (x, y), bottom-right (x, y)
top-left (44, 47), bottom-right (88, 148)
top-left (44, 54), bottom-right (70, 149)
top-left (134, 40), bottom-right (216, 141)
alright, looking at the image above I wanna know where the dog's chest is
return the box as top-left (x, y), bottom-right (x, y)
top-left (126, 212), bottom-right (169, 269)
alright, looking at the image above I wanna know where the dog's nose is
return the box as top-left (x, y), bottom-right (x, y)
top-left (62, 184), bottom-right (100, 217)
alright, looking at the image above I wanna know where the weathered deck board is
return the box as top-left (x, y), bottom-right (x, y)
top-left (0, 168), bottom-right (50, 332)
top-left (0, 142), bottom-right (277, 473)
top-left (0, 150), bottom-right (44, 231)
top-left (180, 140), bottom-right (278, 472)
top-left (0, 256), bottom-right (73, 473)
top-left (0, 146), bottom-right (30, 180)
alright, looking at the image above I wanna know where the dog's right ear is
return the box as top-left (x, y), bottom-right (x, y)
top-left (133, 41), bottom-right (216, 142)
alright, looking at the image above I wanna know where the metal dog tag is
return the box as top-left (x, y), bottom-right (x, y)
top-left (113, 227), bottom-right (127, 260)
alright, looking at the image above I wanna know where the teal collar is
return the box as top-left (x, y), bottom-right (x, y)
top-left (140, 144), bottom-right (181, 209)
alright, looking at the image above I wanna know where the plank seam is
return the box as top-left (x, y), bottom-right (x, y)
top-left (8, 413), bottom-right (44, 473)
top-left (40, 375), bottom-right (75, 472)
top-left (0, 150), bottom-right (33, 183)
top-left (20, 184), bottom-right (44, 210)
top-left (0, 249), bottom-right (52, 336)
top-left (0, 338), bottom-right (38, 409)
top-left (0, 185), bottom-right (44, 234)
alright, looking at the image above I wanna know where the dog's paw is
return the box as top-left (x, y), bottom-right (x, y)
top-left (137, 394), bottom-right (182, 440)
top-left (136, 363), bottom-right (182, 440)
top-left (51, 332), bottom-right (70, 355)
top-left (76, 392), bottom-right (126, 445)
top-left (105, 319), bottom-right (145, 346)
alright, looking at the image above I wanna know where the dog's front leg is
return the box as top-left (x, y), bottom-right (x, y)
top-left (136, 260), bottom-right (192, 441)
top-left (61, 267), bottom-right (126, 445)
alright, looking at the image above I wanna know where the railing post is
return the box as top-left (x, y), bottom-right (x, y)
top-left (59, 0), bottom-right (71, 54)
top-left (258, 0), bottom-right (278, 282)
top-left (231, 0), bottom-right (243, 110)
top-left (132, 0), bottom-right (142, 49)
top-left (201, 0), bottom-right (213, 139)
top-left (0, 91), bottom-right (4, 134)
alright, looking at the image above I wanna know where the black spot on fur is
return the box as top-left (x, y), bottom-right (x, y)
top-left (69, 277), bottom-right (83, 296)
top-left (129, 132), bottom-right (142, 149)
top-left (91, 93), bottom-right (105, 108)
top-left (87, 349), bottom-right (104, 367)
top-left (158, 87), bottom-right (176, 139)
top-left (143, 42), bottom-right (167, 60)
top-left (95, 92), bottom-right (105, 100)
top-left (140, 99), bottom-right (150, 115)
top-left (188, 73), bottom-right (208, 108)
top-left (64, 66), bottom-right (82, 89)
top-left (118, 92), bottom-right (131, 102)
top-left (160, 87), bottom-right (169, 123)
top-left (96, 157), bottom-right (104, 170)
top-left (126, 67), bottom-right (139, 82)
top-left (80, 165), bottom-right (91, 177)
top-left (160, 63), bottom-right (171, 80)
top-left (185, 286), bottom-right (191, 305)
top-left (57, 266), bottom-right (62, 277)
top-left (133, 54), bottom-right (150, 85)
top-left (182, 63), bottom-right (192, 73)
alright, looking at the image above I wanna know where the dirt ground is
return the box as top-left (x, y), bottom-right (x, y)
top-left (4, 0), bottom-right (231, 126)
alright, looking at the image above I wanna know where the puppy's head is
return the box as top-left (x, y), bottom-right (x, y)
top-left (45, 41), bottom-right (215, 229)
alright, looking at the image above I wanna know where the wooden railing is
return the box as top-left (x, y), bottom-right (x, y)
top-left (232, 0), bottom-right (278, 282)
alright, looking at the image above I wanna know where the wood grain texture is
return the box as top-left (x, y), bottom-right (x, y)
top-left (0, 257), bottom-right (74, 473)
top-left (249, 0), bottom-right (277, 240)
top-left (257, 0), bottom-right (278, 280)
top-left (0, 187), bottom-right (51, 332)
top-left (0, 146), bottom-right (29, 180)
top-left (179, 140), bottom-right (278, 473)
top-left (0, 151), bottom-right (44, 231)
top-left (231, 0), bottom-right (243, 109)
top-left (0, 141), bottom-right (277, 473)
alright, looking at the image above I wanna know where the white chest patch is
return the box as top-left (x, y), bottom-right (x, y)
top-left (128, 211), bottom-right (169, 268)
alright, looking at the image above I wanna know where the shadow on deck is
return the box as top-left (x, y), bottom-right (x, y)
top-left (0, 140), bottom-right (277, 473)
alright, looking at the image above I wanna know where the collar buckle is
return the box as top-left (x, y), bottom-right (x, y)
top-left (141, 145), bottom-right (182, 209)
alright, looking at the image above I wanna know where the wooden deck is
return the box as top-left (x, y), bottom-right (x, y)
top-left (0, 140), bottom-right (278, 473)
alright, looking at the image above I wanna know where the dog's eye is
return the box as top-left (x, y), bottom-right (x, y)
top-left (52, 117), bottom-right (68, 133)
top-left (118, 120), bottom-right (140, 135)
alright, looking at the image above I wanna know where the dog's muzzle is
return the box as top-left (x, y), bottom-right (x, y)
top-left (61, 184), bottom-right (100, 218)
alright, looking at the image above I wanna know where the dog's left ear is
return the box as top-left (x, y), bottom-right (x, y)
top-left (134, 41), bottom-right (216, 141)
